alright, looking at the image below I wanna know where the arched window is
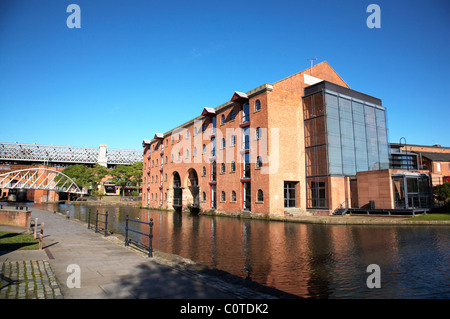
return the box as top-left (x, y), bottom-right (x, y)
top-left (231, 191), bottom-right (236, 202)
top-left (203, 144), bottom-right (206, 154)
top-left (165, 156), bottom-right (168, 164)
top-left (194, 147), bottom-right (197, 157)
top-left (186, 149), bottom-right (189, 158)
top-left (256, 156), bottom-right (263, 168)
top-left (231, 135), bottom-right (236, 146)
top-left (255, 99), bottom-right (261, 112)
top-left (222, 138), bottom-right (226, 149)
top-left (257, 189), bottom-right (264, 202)
top-left (165, 173), bottom-right (167, 182)
top-left (221, 191), bottom-right (226, 202)
top-left (186, 130), bottom-right (189, 139)
top-left (202, 192), bottom-right (206, 201)
top-left (221, 114), bottom-right (226, 125)
top-left (231, 161), bottom-right (236, 172)
top-left (221, 163), bottom-right (225, 173)
top-left (194, 127), bottom-right (198, 136)
top-left (230, 109), bottom-right (236, 121)
top-left (202, 166), bottom-right (206, 176)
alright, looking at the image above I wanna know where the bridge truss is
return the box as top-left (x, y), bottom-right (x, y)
top-left (0, 142), bottom-right (141, 166)
top-left (0, 168), bottom-right (86, 194)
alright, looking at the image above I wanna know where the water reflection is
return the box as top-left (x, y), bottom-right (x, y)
top-left (31, 203), bottom-right (450, 299)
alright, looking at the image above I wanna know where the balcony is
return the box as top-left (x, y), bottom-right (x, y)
top-left (239, 120), bottom-right (250, 128)
top-left (209, 128), bottom-right (217, 139)
top-left (240, 140), bottom-right (250, 154)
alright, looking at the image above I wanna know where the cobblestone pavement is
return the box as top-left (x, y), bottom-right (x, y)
top-left (0, 260), bottom-right (63, 299)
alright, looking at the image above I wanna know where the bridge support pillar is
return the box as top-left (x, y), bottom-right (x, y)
top-left (98, 144), bottom-right (108, 167)
top-left (34, 190), bottom-right (59, 203)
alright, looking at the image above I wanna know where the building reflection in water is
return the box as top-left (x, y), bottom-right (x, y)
top-left (34, 203), bottom-right (450, 299)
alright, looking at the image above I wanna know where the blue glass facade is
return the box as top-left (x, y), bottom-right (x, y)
top-left (303, 81), bottom-right (390, 208)
top-left (325, 91), bottom-right (389, 175)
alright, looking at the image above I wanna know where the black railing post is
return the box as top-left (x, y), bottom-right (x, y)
top-left (125, 215), bottom-right (129, 246)
top-left (87, 209), bottom-right (91, 229)
top-left (104, 211), bottom-right (109, 237)
top-left (95, 210), bottom-right (99, 233)
top-left (148, 218), bottom-right (153, 257)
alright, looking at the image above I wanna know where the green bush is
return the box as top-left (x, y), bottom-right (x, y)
top-left (434, 182), bottom-right (450, 202)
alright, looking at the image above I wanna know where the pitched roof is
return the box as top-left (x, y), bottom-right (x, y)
top-left (201, 107), bottom-right (216, 116)
top-left (230, 91), bottom-right (249, 103)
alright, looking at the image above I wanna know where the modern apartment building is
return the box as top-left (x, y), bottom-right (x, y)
top-left (142, 61), bottom-right (433, 216)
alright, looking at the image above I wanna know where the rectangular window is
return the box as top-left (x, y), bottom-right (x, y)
top-left (243, 127), bottom-right (250, 150)
top-left (212, 117), bottom-right (217, 134)
top-left (306, 177), bottom-right (327, 208)
top-left (243, 103), bottom-right (250, 123)
top-left (284, 182), bottom-right (297, 208)
top-left (243, 153), bottom-right (250, 178)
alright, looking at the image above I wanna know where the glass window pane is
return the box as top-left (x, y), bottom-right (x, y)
top-left (407, 178), bottom-right (418, 193)
top-left (325, 93), bottom-right (338, 108)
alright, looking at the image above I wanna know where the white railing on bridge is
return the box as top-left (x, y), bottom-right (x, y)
top-left (0, 168), bottom-right (86, 194)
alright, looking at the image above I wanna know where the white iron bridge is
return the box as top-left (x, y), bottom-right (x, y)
top-left (0, 168), bottom-right (86, 194)
top-left (0, 142), bottom-right (142, 166)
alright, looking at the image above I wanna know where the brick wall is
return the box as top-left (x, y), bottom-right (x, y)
top-left (142, 62), bottom-right (361, 216)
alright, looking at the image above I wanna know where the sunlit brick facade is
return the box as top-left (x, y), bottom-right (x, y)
top-left (141, 62), bottom-right (433, 216)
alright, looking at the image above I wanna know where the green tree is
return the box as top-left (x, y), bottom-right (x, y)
top-left (87, 164), bottom-right (108, 196)
top-left (110, 162), bottom-right (143, 196)
top-left (58, 164), bottom-right (107, 195)
top-left (58, 164), bottom-right (91, 188)
top-left (129, 162), bottom-right (143, 194)
top-left (434, 182), bottom-right (450, 202)
top-left (110, 165), bottom-right (132, 196)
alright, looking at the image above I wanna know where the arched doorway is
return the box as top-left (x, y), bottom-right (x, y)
top-left (173, 171), bottom-right (182, 211)
top-left (187, 168), bottom-right (199, 209)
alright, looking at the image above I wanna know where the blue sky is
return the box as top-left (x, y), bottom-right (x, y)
top-left (0, 0), bottom-right (449, 150)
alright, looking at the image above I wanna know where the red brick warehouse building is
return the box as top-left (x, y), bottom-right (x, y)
top-left (142, 61), bottom-right (432, 216)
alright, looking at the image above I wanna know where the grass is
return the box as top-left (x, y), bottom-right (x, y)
top-left (409, 213), bottom-right (450, 221)
top-left (0, 231), bottom-right (40, 251)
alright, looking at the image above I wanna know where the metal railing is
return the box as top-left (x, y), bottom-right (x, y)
top-left (124, 215), bottom-right (154, 257)
top-left (87, 209), bottom-right (109, 237)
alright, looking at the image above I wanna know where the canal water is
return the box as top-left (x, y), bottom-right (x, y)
top-left (29, 203), bottom-right (450, 298)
